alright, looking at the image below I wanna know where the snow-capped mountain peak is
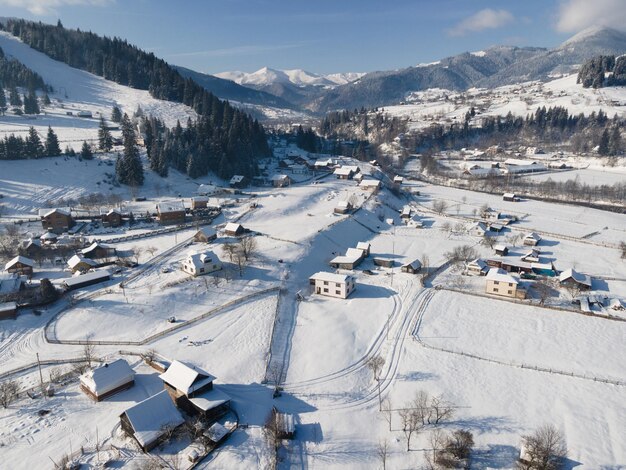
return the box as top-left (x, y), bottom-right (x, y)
top-left (215, 67), bottom-right (364, 88)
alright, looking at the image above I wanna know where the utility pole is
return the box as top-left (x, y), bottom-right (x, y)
top-left (36, 353), bottom-right (45, 398)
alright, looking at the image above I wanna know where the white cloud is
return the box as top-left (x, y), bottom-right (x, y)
top-left (556, 0), bottom-right (626, 32)
top-left (0, 0), bottom-right (112, 16)
top-left (447, 8), bottom-right (514, 37)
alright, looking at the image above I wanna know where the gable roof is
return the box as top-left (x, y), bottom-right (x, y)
top-left (81, 242), bottom-right (113, 255)
top-left (310, 271), bottom-right (353, 284)
top-left (467, 258), bottom-right (488, 271)
top-left (42, 208), bottom-right (71, 218)
top-left (5, 256), bottom-right (34, 270)
top-left (80, 358), bottom-right (134, 396)
top-left (230, 175), bottom-right (245, 184)
top-left (224, 222), bottom-right (243, 233)
top-left (159, 360), bottom-right (216, 396)
top-left (359, 179), bottom-right (381, 188)
top-left (196, 227), bottom-right (217, 238)
top-left (356, 242), bottom-right (370, 251)
top-left (68, 254), bottom-right (98, 269)
top-left (186, 251), bottom-right (219, 269)
top-left (157, 201), bottom-right (185, 214)
top-left (486, 267), bottom-right (518, 284)
top-left (559, 268), bottom-right (592, 287)
top-left (403, 259), bottom-right (422, 270)
top-left (334, 167), bottom-right (353, 176)
top-left (524, 232), bottom-right (542, 242)
top-left (121, 390), bottom-right (184, 448)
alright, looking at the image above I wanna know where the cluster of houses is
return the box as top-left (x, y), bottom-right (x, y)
top-left (469, 208), bottom-right (519, 237)
top-left (329, 242), bottom-right (371, 270)
top-left (400, 205), bottom-right (424, 228)
top-left (79, 358), bottom-right (234, 454)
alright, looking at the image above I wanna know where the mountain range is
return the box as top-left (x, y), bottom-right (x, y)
top-left (186, 26), bottom-right (626, 116)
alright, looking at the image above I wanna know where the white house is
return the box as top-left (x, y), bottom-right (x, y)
top-left (359, 179), bottom-right (382, 191)
top-left (309, 272), bottom-right (356, 299)
top-left (466, 259), bottom-right (489, 276)
top-left (182, 251), bottom-right (222, 277)
top-left (80, 358), bottom-right (135, 401)
top-left (485, 268), bottom-right (521, 298)
top-left (407, 215), bottom-right (424, 228)
top-left (469, 222), bottom-right (488, 237)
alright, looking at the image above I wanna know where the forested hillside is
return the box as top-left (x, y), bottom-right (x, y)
top-left (577, 55), bottom-right (626, 88)
top-left (0, 19), bottom-right (271, 180)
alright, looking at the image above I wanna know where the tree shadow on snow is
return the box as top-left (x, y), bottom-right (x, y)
top-left (470, 444), bottom-right (519, 469)
top-left (448, 415), bottom-right (518, 434)
top-left (397, 370), bottom-right (438, 382)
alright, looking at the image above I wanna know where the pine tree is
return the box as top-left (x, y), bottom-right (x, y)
top-left (0, 88), bottom-right (6, 114)
top-left (44, 126), bottom-right (61, 156)
top-left (116, 113), bottom-right (144, 186)
top-left (64, 145), bottom-right (76, 157)
top-left (23, 90), bottom-right (40, 114)
top-left (111, 105), bottom-right (122, 123)
top-left (98, 116), bottom-right (113, 151)
top-left (41, 92), bottom-right (51, 106)
top-left (80, 141), bottom-right (93, 159)
top-left (598, 128), bottom-right (610, 156)
top-left (9, 87), bottom-right (21, 106)
top-left (25, 127), bottom-right (43, 158)
top-left (609, 125), bottom-right (622, 156)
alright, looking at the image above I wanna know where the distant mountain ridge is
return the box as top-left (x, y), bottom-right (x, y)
top-left (215, 67), bottom-right (364, 88)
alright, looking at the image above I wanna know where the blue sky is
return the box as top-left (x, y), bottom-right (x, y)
top-left (0, 0), bottom-right (624, 74)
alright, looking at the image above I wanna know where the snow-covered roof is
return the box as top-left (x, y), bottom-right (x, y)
top-left (192, 196), bottom-right (209, 202)
top-left (121, 390), bottom-right (184, 449)
top-left (505, 164), bottom-right (547, 174)
top-left (40, 231), bottom-right (58, 240)
top-left (359, 179), bottom-right (381, 188)
top-left (157, 201), bottom-right (185, 213)
top-left (106, 208), bottom-right (122, 216)
top-left (524, 232), bottom-right (542, 242)
top-left (68, 254), bottom-right (98, 269)
top-left (330, 248), bottom-right (363, 265)
top-left (197, 184), bottom-right (219, 195)
top-left (277, 413), bottom-right (295, 434)
top-left (0, 273), bottom-right (21, 295)
top-left (494, 244), bottom-right (507, 251)
top-left (0, 301), bottom-right (16, 313)
top-left (503, 193), bottom-right (517, 198)
top-left (504, 158), bottom-right (539, 166)
top-left (224, 222), bottom-right (243, 233)
top-left (609, 298), bottom-right (624, 310)
top-left (314, 159), bottom-right (333, 167)
top-left (401, 206), bottom-right (412, 216)
top-left (486, 267), bottom-right (518, 284)
top-left (63, 270), bottom-right (111, 288)
top-left (334, 167), bottom-right (353, 176)
top-left (310, 272), bottom-right (353, 284)
top-left (80, 358), bottom-right (134, 396)
top-left (81, 242), bottom-right (113, 255)
top-left (5, 255), bottom-right (34, 270)
top-left (230, 175), bottom-right (245, 184)
top-left (336, 201), bottom-right (351, 209)
top-left (41, 208), bottom-right (71, 217)
top-left (467, 258), bottom-right (488, 271)
top-left (186, 251), bottom-right (219, 270)
top-left (188, 386), bottom-right (230, 412)
top-left (403, 259), bottom-right (422, 270)
top-left (393, 176), bottom-right (404, 182)
top-left (159, 360), bottom-right (216, 396)
top-left (471, 222), bottom-right (488, 233)
top-left (272, 174), bottom-right (290, 181)
top-left (196, 227), bottom-right (217, 238)
top-left (356, 242), bottom-right (370, 251)
top-left (204, 422), bottom-right (228, 443)
top-left (559, 268), bottom-right (592, 287)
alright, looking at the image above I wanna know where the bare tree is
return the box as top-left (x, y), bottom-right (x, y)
top-left (481, 235), bottom-right (497, 249)
top-left (367, 355), bottom-right (385, 381)
top-left (620, 241), bottom-right (626, 260)
top-left (377, 439), bottom-right (389, 470)
top-left (0, 380), bottom-right (19, 408)
top-left (83, 338), bottom-right (96, 368)
top-left (440, 221), bottom-right (452, 233)
top-left (413, 390), bottom-right (431, 425)
top-left (430, 394), bottom-right (454, 424)
top-left (432, 200), bottom-right (448, 214)
top-left (445, 245), bottom-right (478, 264)
top-left (145, 246), bottom-right (158, 258)
top-left (533, 281), bottom-right (553, 306)
top-left (221, 242), bottom-right (237, 262)
top-left (238, 236), bottom-right (258, 262)
top-left (381, 398), bottom-right (393, 431)
top-left (563, 283), bottom-right (581, 302)
top-left (131, 246), bottom-right (143, 264)
top-left (429, 428), bottom-right (446, 466)
top-left (399, 404), bottom-right (423, 451)
top-left (446, 429), bottom-right (474, 461)
top-left (518, 424), bottom-right (567, 470)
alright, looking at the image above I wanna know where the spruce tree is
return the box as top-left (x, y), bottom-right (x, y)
top-left (111, 105), bottom-right (122, 123)
top-left (23, 90), bottom-right (40, 114)
top-left (598, 128), bottom-right (610, 156)
top-left (609, 126), bottom-right (622, 156)
top-left (64, 145), bottom-right (76, 156)
top-left (45, 126), bottom-right (61, 156)
top-left (80, 141), bottom-right (93, 159)
top-left (98, 116), bottom-right (113, 151)
top-left (41, 92), bottom-right (51, 106)
top-left (116, 113), bottom-right (144, 186)
top-left (9, 87), bottom-right (21, 106)
top-left (0, 88), bottom-right (6, 114)
top-left (25, 127), bottom-right (43, 158)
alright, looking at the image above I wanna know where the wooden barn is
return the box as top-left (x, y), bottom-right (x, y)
top-left (41, 208), bottom-right (74, 234)
top-left (224, 222), bottom-right (244, 237)
top-left (194, 227), bottom-right (217, 243)
top-left (191, 196), bottom-right (209, 210)
top-left (156, 202), bottom-right (186, 226)
top-left (67, 254), bottom-right (98, 273)
top-left (0, 301), bottom-right (17, 320)
top-left (4, 256), bottom-right (34, 276)
top-left (80, 359), bottom-right (135, 401)
top-left (81, 242), bottom-right (116, 260)
top-left (401, 259), bottom-right (422, 274)
top-left (101, 208), bottom-right (123, 227)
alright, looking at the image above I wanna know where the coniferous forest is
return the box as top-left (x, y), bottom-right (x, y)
top-left (577, 55), bottom-right (626, 88)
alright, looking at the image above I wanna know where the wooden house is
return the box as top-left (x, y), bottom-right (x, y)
top-left (329, 248), bottom-right (364, 270)
top-left (40, 231), bottom-right (58, 245)
top-left (156, 202), bottom-right (186, 226)
top-left (67, 254), bottom-right (98, 273)
top-left (20, 238), bottom-right (42, 257)
top-left (80, 359), bottom-right (135, 401)
top-left (182, 251), bottom-right (222, 277)
top-left (191, 196), bottom-right (209, 210)
top-left (356, 242), bottom-right (371, 257)
top-left (494, 245), bottom-right (509, 256)
top-left (272, 174), bottom-right (292, 188)
top-left (229, 175), bottom-right (248, 188)
top-left (224, 222), bottom-right (244, 237)
top-left (194, 227), bottom-right (217, 243)
top-left (309, 272), bottom-right (356, 299)
top-left (333, 167), bottom-right (354, 180)
top-left (359, 179), bottom-right (382, 191)
top-left (159, 360), bottom-right (231, 420)
top-left (401, 259), bottom-right (422, 274)
top-left (523, 232), bottom-right (542, 246)
top-left (4, 256), bottom-right (34, 276)
top-left (41, 208), bottom-right (74, 234)
top-left (101, 208), bottom-right (123, 227)
top-left (0, 301), bottom-right (17, 320)
top-left (81, 242), bottom-right (116, 260)
top-left (334, 201), bottom-right (353, 214)
top-left (559, 268), bottom-right (592, 290)
top-left (373, 258), bottom-right (394, 268)
top-left (120, 390), bottom-right (185, 452)
top-left (503, 192), bottom-right (520, 202)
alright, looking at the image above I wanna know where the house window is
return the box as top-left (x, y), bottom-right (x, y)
top-left (509, 283), bottom-right (513, 287)
top-left (508, 290), bottom-right (513, 294)
top-left (493, 288), bottom-right (499, 292)
top-left (323, 281), bottom-right (329, 285)
top-left (336, 290), bottom-right (341, 295)
top-left (323, 288), bottom-right (329, 293)
top-left (200, 268), bottom-right (205, 273)
top-left (336, 283), bottom-right (341, 287)
top-left (493, 281), bottom-right (499, 285)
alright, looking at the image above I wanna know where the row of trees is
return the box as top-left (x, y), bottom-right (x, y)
top-left (577, 55), bottom-right (626, 88)
top-left (0, 126), bottom-right (60, 159)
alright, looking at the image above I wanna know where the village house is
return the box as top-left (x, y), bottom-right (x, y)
top-left (520, 249), bottom-right (541, 263)
top-left (194, 227), bottom-right (217, 243)
top-left (329, 248), bottom-right (365, 270)
top-left (407, 215), bottom-right (424, 228)
top-left (229, 175), bottom-right (248, 188)
top-left (159, 360), bottom-right (231, 420)
top-left (333, 167), bottom-right (354, 180)
top-left (272, 174), bottom-right (292, 188)
top-left (469, 222), bottom-right (489, 237)
top-left (63, 270), bottom-right (111, 290)
top-left (0, 301), bottom-right (17, 320)
top-left (401, 259), bottom-right (422, 274)
top-left (197, 184), bottom-right (220, 196)
top-left (40, 231), bottom-right (58, 245)
top-left (334, 200), bottom-right (353, 214)
top-left (494, 245), bottom-right (509, 256)
top-left (156, 201), bottom-right (186, 226)
top-left (182, 251), bottom-right (222, 277)
top-left (223, 222), bottom-right (244, 237)
top-left (120, 390), bottom-right (185, 452)
top-left (20, 238), bottom-right (42, 257)
top-left (81, 242), bottom-right (116, 260)
top-left (466, 258), bottom-right (489, 276)
top-left (359, 179), bottom-right (382, 191)
top-left (400, 206), bottom-right (413, 220)
top-left (559, 268), bottom-right (592, 290)
top-left (191, 196), bottom-right (209, 210)
top-left (4, 256), bottom-right (34, 276)
top-left (40, 208), bottom-right (74, 234)
top-left (485, 268), bottom-right (524, 298)
top-left (68, 254), bottom-right (98, 273)
top-left (80, 358), bottom-right (135, 401)
top-left (353, 172), bottom-right (364, 183)
top-left (101, 208), bottom-right (123, 227)
top-left (503, 192), bottom-right (520, 202)
top-left (393, 175), bottom-right (404, 184)
top-left (309, 272), bottom-right (356, 299)
top-left (523, 232), bottom-right (542, 246)
top-left (356, 242), bottom-right (371, 257)
top-left (489, 223), bottom-right (504, 233)
top-left (314, 159), bottom-right (334, 170)
top-left (0, 273), bottom-right (22, 300)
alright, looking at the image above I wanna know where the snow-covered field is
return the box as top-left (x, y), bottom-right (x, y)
top-left (523, 167), bottom-right (626, 185)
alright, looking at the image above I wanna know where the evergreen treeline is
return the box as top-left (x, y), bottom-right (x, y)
top-left (0, 46), bottom-right (48, 92)
top-left (295, 125), bottom-right (319, 153)
top-left (1, 19), bottom-right (270, 182)
top-left (320, 108), bottom-right (407, 144)
top-left (0, 126), bottom-right (62, 159)
top-left (577, 55), bottom-right (626, 88)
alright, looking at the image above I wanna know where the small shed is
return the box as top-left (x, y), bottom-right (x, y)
top-left (503, 192), bottom-right (520, 202)
top-left (0, 301), bottom-right (17, 320)
top-left (469, 222), bottom-right (488, 237)
top-left (373, 258), bottom-right (394, 268)
top-left (401, 259), bottom-right (422, 274)
top-left (191, 196), bottom-right (209, 210)
top-left (356, 242), bottom-right (371, 257)
top-left (334, 201), bottom-right (353, 214)
top-left (68, 254), bottom-right (98, 273)
top-left (194, 227), bottom-right (217, 243)
top-left (80, 358), bottom-right (135, 401)
top-left (393, 176), bottom-right (404, 184)
top-left (204, 422), bottom-right (229, 445)
top-left (63, 270), bottom-right (111, 290)
top-left (276, 412), bottom-right (296, 439)
top-left (329, 248), bottom-right (365, 270)
top-left (359, 179), bottom-right (382, 191)
top-left (494, 245), bottom-right (509, 256)
top-left (224, 223), bottom-right (244, 237)
top-left (523, 232), bottom-right (542, 246)
top-left (466, 259), bottom-right (488, 276)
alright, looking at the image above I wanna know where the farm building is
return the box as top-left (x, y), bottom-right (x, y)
top-left (314, 159), bottom-right (333, 169)
top-left (81, 242), bottom-right (116, 260)
top-left (63, 270), bottom-right (111, 290)
top-left (156, 202), bottom-right (186, 226)
top-left (204, 422), bottom-right (230, 446)
top-left (191, 196), bottom-right (209, 210)
top-left (160, 360), bottom-right (231, 420)
top-left (400, 206), bottom-right (413, 219)
top-left (393, 175), bottom-right (404, 184)
top-left (40, 208), bottom-right (74, 234)
top-left (0, 273), bottom-right (22, 298)
top-left (40, 231), bottom-right (58, 244)
top-left (309, 272), bottom-right (356, 299)
top-left (0, 301), bottom-right (17, 320)
top-left (489, 223), bottom-right (504, 232)
top-left (67, 254), bottom-right (98, 273)
top-left (407, 215), bottom-right (424, 228)
top-left (194, 227), bottom-right (217, 243)
top-left (20, 238), bottom-right (42, 257)
top-left (119, 390), bottom-right (185, 452)
top-left (224, 223), bottom-right (244, 237)
top-left (334, 167), bottom-right (354, 179)
top-left (494, 245), bottom-right (509, 256)
top-left (334, 201), bottom-right (353, 214)
top-left (329, 248), bottom-right (365, 270)
top-left (4, 256), bottom-right (34, 276)
top-left (521, 249), bottom-right (541, 263)
top-left (356, 242), bottom-right (371, 257)
top-left (469, 222), bottom-right (488, 237)
top-left (272, 174), bottom-right (292, 187)
top-left (197, 184), bottom-right (220, 196)
top-left (523, 232), bottom-right (542, 246)
top-left (373, 258), bottom-right (394, 268)
top-left (101, 208), bottom-right (123, 227)
top-left (182, 251), bottom-right (222, 277)
top-left (466, 259), bottom-right (489, 276)
top-left (229, 175), bottom-right (248, 188)
top-left (559, 268), bottom-right (592, 290)
top-left (353, 173), bottom-right (364, 183)
top-left (483, 208), bottom-right (501, 221)
top-left (80, 359), bottom-right (135, 401)
top-left (485, 268), bottom-right (524, 299)
top-left (401, 259), bottom-right (422, 274)
top-left (503, 193), bottom-right (520, 202)
top-left (276, 412), bottom-right (296, 439)
top-left (359, 180), bottom-right (382, 191)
